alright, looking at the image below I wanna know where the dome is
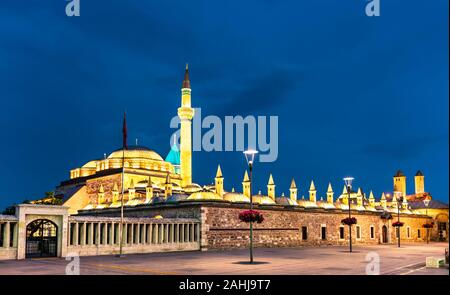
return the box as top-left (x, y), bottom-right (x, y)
top-left (297, 199), bottom-right (318, 208)
top-left (108, 146), bottom-right (163, 161)
top-left (184, 183), bottom-right (203, 193)
top-left (82, 160), bottom-right (98, 168)
top-left (165, 143), bottom-right (180, 166)
top-left (150, 195), bottom-right (166, 204)
top-left (251, 193), bottom-right (276, 205)
top-left (166, 194), bottom-right (188, 203)
top-left (223, 191), bottom-right (250, 203)
top-left (186, 191), bottom-right (223, 201)
top-left (276, 196), bottom-right (297, 206)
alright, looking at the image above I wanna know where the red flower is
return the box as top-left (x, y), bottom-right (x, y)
top-left (341, 217), bottom-right (357, 226)
top-left (239, 210), bottom-right (264, 223)
top-left (392, 221), bottom-right (404, 227)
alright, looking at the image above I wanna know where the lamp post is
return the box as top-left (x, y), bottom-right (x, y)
top-left (423, 198), bottom-right (431, 244)
top-left (343, 177), bottom-right (354, 253)
top-left (243, 149), bottom-right (258, 264)
top-left (394, 191), bottom-right (403, 248)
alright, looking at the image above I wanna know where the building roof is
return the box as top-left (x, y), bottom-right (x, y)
top-left (394, 170), bottom-right (405, 177)
top-left (408, 199), bottom-right (449, 209)
top-left (108, 146), bottom-right (164, 161)
top-left (415, 170), bottom-right (424, 176)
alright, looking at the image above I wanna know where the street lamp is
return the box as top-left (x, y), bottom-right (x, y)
top-left (423, 198), bottom-right (431, 244)
top-left (343, 177), bottom-right (354, 253)
top-left (243, 149), bottom-right (258, 263)
top-left (394, 191), bottom-right (404, 248)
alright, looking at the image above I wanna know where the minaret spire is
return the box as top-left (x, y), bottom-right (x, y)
top-left (182, 63), bottom-right (190, 89)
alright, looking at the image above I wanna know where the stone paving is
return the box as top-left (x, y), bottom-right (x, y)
top-left (0, 242), bottom-right (448, 275)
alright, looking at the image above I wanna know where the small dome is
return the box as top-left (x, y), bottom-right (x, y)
top-left (82, 160), bottom-right (98, 168)
top-left (184, 183), bottom-right (203, 193)
top-left (251, 193), bottom-right (276, 205)
top-left (108, 146), bottom-right (163, 161)
top-left (150, 196), bottom-right (166, 204)
top-left (276, 197), bottom-right (297, 206)
top-left (223, 191), bottom-right (250, 203)
top-left (166, 194), bottom-right (188, 203)
top-left (187, 191), bottom-right (223, 201)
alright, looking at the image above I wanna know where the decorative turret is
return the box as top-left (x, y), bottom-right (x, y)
top-left (380, 192), bottom-right (387, 209)
top-left (414, 170), bottom-right (425, 195)
top-left (402, 197), bottom-right (409, 210)
top-left (164, 174), bottom-right (173, 198)
top-left (178, 63), bottom-right (195, 187)
top-left (128, 179), bottom-right (135, 200)
top-left (289, 178), bottom-right (297, 202)
top-left (112, 182), bottom-right (119, 203)
top-left (215, 165), bottom-right (224, 197)
top-left (356, 187), bottom-right (363, 206)
top-left (368, 190), bottom-right (375, 207)
top-left (309, 180), bottom-right (316, 203)
top-left (242, 171), bottom-right (250, 198)
top-left (341, 185), bottom-right (349, 205)
top-left (267, 174), bottom-right (275, 200)
top-left (326, 182), bottom-right (334, 204)
top-left (393, 170), bottom-right (406, 196)
top-left (145, 176), bottom-right (153, 202)
top-left (97, 184), bottom-right (105, 204)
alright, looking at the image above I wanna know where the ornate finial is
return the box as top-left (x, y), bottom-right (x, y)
top-left (186, 63), bottom-right (189, 70)
top-left (258, 190), bottom-right (262, 195)
top-left (231, 187), bottom-right (235, 192)
top-left (182, 63), bottom-right (190, 88)
top-left (281, 192), bottom-right (285, 197)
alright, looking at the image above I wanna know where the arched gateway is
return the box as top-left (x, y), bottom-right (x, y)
top-left (382, 225), bottom-right (389, 243)
top-left (26, 219), bottom-right (58, 258)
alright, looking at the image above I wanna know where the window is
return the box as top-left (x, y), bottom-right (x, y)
top-left (339, 226), bottom-right (345, 240)
top-left (407, 226), bottom-right (411, 238)
top-left (321, 226), bottom-right (327, 240)
top-left (356, 225), bottom-right (361, 239)
top-left (418, 229), bottom-right (421, 239)
top-left (301, 226), bottom-right (308, 241)
top-left (370, 226), bottom-right (375, 239)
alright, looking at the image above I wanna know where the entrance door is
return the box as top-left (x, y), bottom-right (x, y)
top-left (26, 219), bottom-right (58, 258)
top-left (382, 225), bottom-right (388, 243)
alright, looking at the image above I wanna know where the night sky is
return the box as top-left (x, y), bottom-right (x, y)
top-left (0, 0), bottom-right (448, 210)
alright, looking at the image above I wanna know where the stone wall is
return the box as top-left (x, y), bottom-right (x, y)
top-left (80, 202), bottom-right (430, 251)
top-left (200, 205), bottom-right (429, 250)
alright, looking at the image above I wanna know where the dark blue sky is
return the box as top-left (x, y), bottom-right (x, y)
top-left (0, 0), bottom-right (448, 209)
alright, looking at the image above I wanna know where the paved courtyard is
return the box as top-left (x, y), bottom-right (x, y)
top-left (0, 242), bottom-right (448, 275)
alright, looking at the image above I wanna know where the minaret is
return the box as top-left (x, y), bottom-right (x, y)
top-left (145, 176), bottom-right (153, 202)
top-left (326, 182), bottom-right (334, 204)
top-left (267, 174), bottom-right (275, 200)
top-left (97, 184), bottom-right (105, 204)
top-left (368, 190), bottom-right (375, 207)
top-left (164, 174), bottom-right (173, 198)
top-left (215, 165), bottom-right (224, 197)
top-left (289, 178), bottom-right (297, 202)
top-left (380, 192), bottom-right (387, 209)
top-left (178, 64), bottom-right (195, 187)
top-left (393, 170), bottom-right (406, 196)
top-left (242, 171), bottom-right (250, 198)
top-left (112, 182), bottom-right (119, 203)
top-left (414, 170), bottom-right (425, 195)
top-left (128, 179), bottom-right (135, 200)
top-left (309, 180), bottom-right (316, 203)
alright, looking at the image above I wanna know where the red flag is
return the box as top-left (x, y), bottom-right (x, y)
top-left (122, 112), bottom-right (128, 150)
